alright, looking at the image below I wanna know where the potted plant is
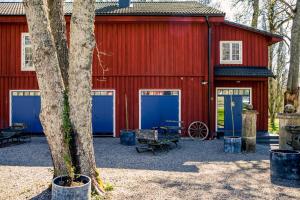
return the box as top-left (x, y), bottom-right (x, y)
top-left (224, 95), bottom-right (242, 153)
top-left (120, 93), bottom-right (136, 146)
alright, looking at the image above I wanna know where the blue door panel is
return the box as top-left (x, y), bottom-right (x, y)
top-left (12, 96), bottom-right (43, 133)
top-left (224, 95), bottom-right (243, 137)
top-left (12, 93), bottom-right (114, 136)
top-left (141, 95), bottom-right (179, 129)
top-left (92, 95), bottom-right (113, 135)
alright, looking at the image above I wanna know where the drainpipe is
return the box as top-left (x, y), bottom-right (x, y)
top-left (205, 16), bottom-right (212, 137)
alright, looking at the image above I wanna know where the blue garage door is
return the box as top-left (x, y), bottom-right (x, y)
top-left (140, 90), bottom-right (180, 129)
top-left (92, 91), bottom-right (114, 136)
top-left (11, 91), bottom-right (43, 133)
top-left (11, 90), bottom-right (115, 136)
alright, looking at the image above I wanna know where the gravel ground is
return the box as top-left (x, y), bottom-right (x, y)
top-left (0, 137), bottom-right (299, 200)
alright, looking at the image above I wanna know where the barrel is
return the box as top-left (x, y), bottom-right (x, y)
top-left (224, 136), bottom-right (242, 153)
top-left (242, 110), bottom-right (258, 153)
top-left (120, 129), bottom-right (136, 146)
top-left (270, 149), bottom-right (300, 184)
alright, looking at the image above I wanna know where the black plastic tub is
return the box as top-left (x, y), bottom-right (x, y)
top-left (270, 149), bottom-right (300, 186)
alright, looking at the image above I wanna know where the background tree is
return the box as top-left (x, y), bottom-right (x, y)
top-left (285, 0), bottom-right (300, 111)
top-left (263, 0), bottom-right (293, 129)
top-left (227, 0), bottom-right (294, 129)
top-left (23, 0), bottom-right (104, 194)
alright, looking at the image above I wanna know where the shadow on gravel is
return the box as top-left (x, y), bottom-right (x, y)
top-left (0, 137), bottom-right (270, 173)
top-left (30, 188), bottom-right (51, 200)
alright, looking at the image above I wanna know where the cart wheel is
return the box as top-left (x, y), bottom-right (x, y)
top-left (188, 121), bottom-right (209, 140)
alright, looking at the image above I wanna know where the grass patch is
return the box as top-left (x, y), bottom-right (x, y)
top-left (104, 183), bottom-right (114, 192)
top-left (217, 108), bottom-right (224, 128)
top-left (268, 118), bottom-right (279, 134)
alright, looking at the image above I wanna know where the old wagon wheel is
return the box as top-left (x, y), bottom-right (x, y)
top-left (188, 121), bottom-right (209, 140)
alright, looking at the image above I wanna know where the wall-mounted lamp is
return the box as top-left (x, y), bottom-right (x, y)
top-left (236, 80), bottom-right (241, 83)
top-left (201, 81), bottom-right (208, 85)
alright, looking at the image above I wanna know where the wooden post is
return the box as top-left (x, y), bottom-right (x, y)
top-left (278, 113), bottom-right (300, 150)
top-left (242, 110), bottom-right (258, 153)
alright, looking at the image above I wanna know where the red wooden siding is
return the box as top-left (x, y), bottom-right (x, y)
top-left (93, 22), bottom-right (208, 77)
top-left (0, 15), bottom-right (273, 135)
top-left (0, 17), bottom-right (210, 136)
top-left (212, 24), bottom-right (269, 67)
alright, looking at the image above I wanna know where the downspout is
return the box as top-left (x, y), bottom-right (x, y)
top-left (205, 16), bottom-right (212, 137)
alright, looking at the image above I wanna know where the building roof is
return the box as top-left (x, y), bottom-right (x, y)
top-left (0, 2), bottom-right (225, 16)
top-left (224, 20), bottom-right (283, 41)
top-left (214, 66), bottom-right (275, 78)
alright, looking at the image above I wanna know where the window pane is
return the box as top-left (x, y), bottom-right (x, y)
top-left (222, 43), bottom-right (230, 60)
top-left (242, 96), bottom-right (250, 110)
top-left (24, 47), bottom-right (33, 68)
top-left (217, 96), bottom-right (225, 129)
top-left (24, 35), bottom-right (31, 45)
top-left (232, 43), bottom-right (240, 60)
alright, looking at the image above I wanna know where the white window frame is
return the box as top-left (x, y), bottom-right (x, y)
top-left (139, 89), bottom-right (181, 129)
top-left (21, 32), bottom-right (35, 71)
top-left (215, 87), bottom-right (252, 132)
top-left (220, 41), bottom-right (243, 64)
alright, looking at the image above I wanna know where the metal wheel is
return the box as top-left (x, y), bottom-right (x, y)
top-left (188, 121), bottom-right (209, 140)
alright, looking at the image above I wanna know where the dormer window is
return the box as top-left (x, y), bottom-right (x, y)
top-left (220, 41), bottom-right (242, 64)
top-left (21, 33), bottom-right (34, 71)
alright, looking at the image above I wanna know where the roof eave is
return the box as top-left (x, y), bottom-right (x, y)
top-left (224, 20), bottom-right (283, 45)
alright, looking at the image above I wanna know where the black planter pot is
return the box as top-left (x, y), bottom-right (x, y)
top-left (224, 136), bottom-right (242, 153)
top-left (52, 175), bottom-right (91, 200)
top-left (270, 149), bottom-right (300, 186)
top-left (120, 129), bottom-right (136, 146)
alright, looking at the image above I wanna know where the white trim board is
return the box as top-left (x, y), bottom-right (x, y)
top-left (138, 89), bottom-right (181, 129)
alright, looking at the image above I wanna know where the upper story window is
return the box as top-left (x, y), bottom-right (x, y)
top-left (21, 33), bottom-right (34, 71)
top-left (220, 41), bottom-right (242, 64)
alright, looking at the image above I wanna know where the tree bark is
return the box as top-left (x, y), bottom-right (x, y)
top-left (251, 0), bottom-right (260, 28)
top-left (285, 0), bottom-right (300, 109)
top-left (23, 0), bottom-right (70, 176)
top-left (68, 0), bottom-right (104, 193)
top-left (47, 0), bottom-right (69, 88)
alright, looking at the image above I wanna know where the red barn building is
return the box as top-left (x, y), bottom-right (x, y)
top-left (0, 2), bottom-right (282, 137)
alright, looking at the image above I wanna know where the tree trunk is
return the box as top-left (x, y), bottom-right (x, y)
top-left (23, 0), bottom-right (70, 176)
top-left (47, 0), bottom-right (69, 88)
top-left (68, 0), bottom-right (104, 193)
top-left (285, 0), bottom-right (300, 109)
top-left (251, 0), bottom-right (260, 28)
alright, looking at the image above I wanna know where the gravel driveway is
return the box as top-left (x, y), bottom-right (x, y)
top-left (0, 137), bottom-right (299, 200)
